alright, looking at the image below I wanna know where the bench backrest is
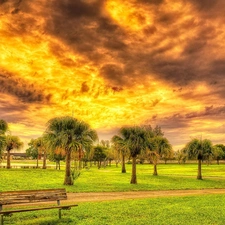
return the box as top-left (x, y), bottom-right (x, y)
top-left (0, 188), bottom-right (67, 205)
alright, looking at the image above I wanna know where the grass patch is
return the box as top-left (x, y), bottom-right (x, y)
top-left (4, 194), bottom-right (225, 225)
top-left (1, 162), bottom-right (225, 192)
top-left (1, 162), bottom-right (225, 224)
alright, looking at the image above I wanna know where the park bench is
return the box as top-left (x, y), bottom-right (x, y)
top-left (0, 188), bottom-right (78, 225)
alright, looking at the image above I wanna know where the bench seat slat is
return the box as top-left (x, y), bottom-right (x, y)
top-left (0, 189), bottom-right (67, 205)
top-left (0, 188), bottom-right (66, 195)
top-left (0, 204), bottom-right (78, 215)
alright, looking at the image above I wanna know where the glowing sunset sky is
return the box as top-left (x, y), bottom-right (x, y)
top-left (1, 0), bottom-right (225, 150)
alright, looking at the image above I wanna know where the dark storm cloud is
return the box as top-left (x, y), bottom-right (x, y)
top-left (47, 4), bottom-right (100, 54)
top-left (188, 0), bottom-right (219, 12)
top-left (0, 0), bottom-right (7, 5)
top-left (209, 81), bottom-right (225, 100)
top-left (150, 59), bottom-right (197, 86)
top-left (44, 0), bottom-right (131, 86)
top-left (157, 105), bottom-right (225, 132)
top-left (100, 64), bottom-right (125, 86)
top-left (156, 11), bottom-right (181, 25)
top-left (44, 1), bottom-right (156, 85)
top-left (145, 105), bottom-right (225, 140)
top-left (0, 98), bottom-right (27, 112)
top-left (0, 0), bottom-right (23, 13)
top-left (0, 96), bottom-right (28, 123)
top-left (61, 0), bottom-right (104, 18)
top-left (160, 114), bottom-right (189, 129)
top-left (80, 82), bottom-right (89, 93)
top-left (185, 105), bottom-right (225, 119)
top-left (187, 0), bottom-right (225, 23)
top-left (138, 25), bottom-right (223, 87)
top-left (0, 1), bottom-right (47, 38)
top-left (136, 0), bottom-right (164, 5)
top-left (0, 72), bottom-right (52, 103)
top-left (210, 60), bottom-right (225, 76)
top-left (9, 0), bottom-right (221, 90)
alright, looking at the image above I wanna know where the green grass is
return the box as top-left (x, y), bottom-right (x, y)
top-left (3, 194), bottom-right (225, 225)
top-left (1, 162), bottom-right (225, 224)
top-left (1, 162), bottom-right (225, 192)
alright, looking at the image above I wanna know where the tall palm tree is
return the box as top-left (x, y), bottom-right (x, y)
top-left (184, 138), bottom-right (213, 179)
top-left (120, 126), bottom-right (147, 184)
top-left (44, 116), bottom-right (98, 185)
top-left (111, 135), bottom-right (128, 173)
top-left (5, 135), bottom-right (23, 169)
top-left (0, 120), bottom-right (8, 158)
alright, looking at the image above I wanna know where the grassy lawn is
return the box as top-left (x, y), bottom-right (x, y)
top-left (1, 162), bottom-right (225, 192)
top-left (3, 194), bottom-right (225, 225)
top-left (1, 162), bottom-right (225, 224)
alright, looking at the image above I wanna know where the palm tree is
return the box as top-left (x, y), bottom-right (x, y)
top-left (48, 147), bottom-right (65, 170)
top-left (0, 120), bottom-right (8, 158)
top-left (212, 144), bottom-right (225, 165)
top-left (26, 139), bottom-right (39, 167)
top-left (148, 136), bottom-right (172, 176)
top-left (44, 116), bottom-right (98, 185)
top-left (34, 137), bottom-right (47, 169)
top-left (5, 135), bottom-right (23, 169)
top-left (0, 119), bottom-right (8, 134)
top-left (143, 125), bottom-right (172, 176)
top-left (176, 149), bottom-right (187, 164)
top-left (120, 126), bottom-right (146, 184)
top-left (100, 140), bottom-right (112, 167)
top-left (184, 138), bottom-right (213, 179)
top-left (93, 145), bottom-right (107, 169)
top-left (111, 135), bottom-right (128, 173)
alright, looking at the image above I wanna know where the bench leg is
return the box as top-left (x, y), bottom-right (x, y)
top-left (59, 209), bottom-right (62, 219)
top-left (0, 215), bottom-right (3, 225)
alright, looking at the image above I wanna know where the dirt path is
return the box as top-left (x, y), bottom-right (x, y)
top-left (65, 189), bottom-right (225, 203)
top-left (3, 189), bottom-right (225, 209)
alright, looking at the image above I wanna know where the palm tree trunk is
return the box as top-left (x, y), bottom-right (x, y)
top-left (122, 154), bottom-right (126, 173)
top-left (130, 156), bottom-right (137, 184)
top-left (42, 151), bottom-right (47, 169)
top-left (78, 147), bottom-right (82, 170)
top-left (64, 150), bottom-right (73, 185)
top-left (197, 159), bottom-right (202, 180)
top-left (97, 161), bottom-right (100, 169)
top-left (153, 164), bottom-right (158, 175)
top-left (6, 150), bottom-right (11, 169)
top-left (36, 155), bottom-right (39, 168)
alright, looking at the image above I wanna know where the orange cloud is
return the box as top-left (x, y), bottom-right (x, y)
top-left (1, 0), bottom-right (225, 150)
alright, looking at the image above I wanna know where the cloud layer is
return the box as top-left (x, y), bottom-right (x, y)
top-left (1, 0), bottom-right (225, 149)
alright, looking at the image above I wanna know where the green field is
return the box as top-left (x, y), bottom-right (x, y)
top-left (1, 162), bottom-right (225, 192)
top-left (1, 162), bottom-right (225, 224)
top-left (4, 195), bottom-right (225, 225)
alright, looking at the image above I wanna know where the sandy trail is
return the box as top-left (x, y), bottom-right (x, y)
top-left (65, 189), bottom-right (225, 203)
top-left (3, 189), bottom-right (225, 209)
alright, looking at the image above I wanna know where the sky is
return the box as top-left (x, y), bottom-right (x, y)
top-left (1, 0), bottom-right (225, 151)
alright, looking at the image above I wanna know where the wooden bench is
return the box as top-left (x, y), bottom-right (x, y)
top-left (0, 188), bottom-right (78, 225)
